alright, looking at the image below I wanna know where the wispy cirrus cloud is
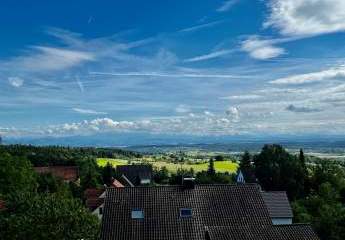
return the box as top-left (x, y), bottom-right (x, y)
top-left (179, 20), bottom-right (224, 33)
top-left (72, 108), bottom-right (107, 115)
top-left (2, 46), bottom-right (94, 73)
top-left (220, 94), bottom-right (262, 100)
top-left (270, 67), bottom-right (345, 85)
top-left (217, 0), bottom-right (239, 12)
top-left (89, 71), bottom-right (249, 79)
top-left (184, 49), bottom-right (234, 62)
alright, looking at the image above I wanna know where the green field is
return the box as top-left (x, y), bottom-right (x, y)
top-left (97, 158), bottom-right (238, 173)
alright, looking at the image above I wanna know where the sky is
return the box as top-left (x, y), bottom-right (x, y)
top-left (2, 0), bottom-right (345, 139)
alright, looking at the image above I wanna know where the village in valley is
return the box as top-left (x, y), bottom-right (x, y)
top-left (2, 0), bottom-right (345, 239)
top-left (2, 142), bottom-right (342, 239)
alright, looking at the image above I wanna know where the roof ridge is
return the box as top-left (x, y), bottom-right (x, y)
top-left (105, 183), bottom-right (259, 190)
top-left (275, 223), bottom-right (313, 227)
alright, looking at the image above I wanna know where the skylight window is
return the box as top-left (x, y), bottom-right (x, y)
top-left (180, 208), bottom-right (192, 218)
top-left (131, 209), bottom-right (144, 219)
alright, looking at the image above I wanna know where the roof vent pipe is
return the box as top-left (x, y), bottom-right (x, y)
top-left (182, 177), bottom-right (195, 190)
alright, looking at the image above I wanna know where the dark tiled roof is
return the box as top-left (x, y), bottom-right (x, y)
top-left (101, 184), bottom-right (319, 240)
top-left (206, 224), bottom-right (318, 240)
top-left (34, 166), bottom-right (79, 182)
top-left (262, 191), bottom-right (293, 218)
top-left (275, 224), bottom-right (319, 240)
top-left (101, 184), bottom-right (273, 240)
top-left (116, 165), bottom-right (152, 185)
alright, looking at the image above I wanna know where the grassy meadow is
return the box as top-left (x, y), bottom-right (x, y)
top-left (97, 157), bottom-right (238, 173)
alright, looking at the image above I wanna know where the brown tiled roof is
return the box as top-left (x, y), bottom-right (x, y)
top-left (262, 191), bottom-right (293, 218)
top-left (34, 166), bottom-right (79, 182)
top-left (0, 200), bottom-right (6, 210)
top-left (111, 179), bottom-right (125, 188)
top-left (84, 188), bottom-right (104, 199)
top-left (84, 188), bottom-right (105, 211)
top-left (116, 165), bottom-right (152, 185)
top-left (100, 184), bottom-right (318, 240)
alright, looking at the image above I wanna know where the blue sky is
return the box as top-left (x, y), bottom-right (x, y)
top-left (2, 0), bottom-right (345, 138)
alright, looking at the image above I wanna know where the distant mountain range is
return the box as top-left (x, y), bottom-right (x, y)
top-left (3, 132), bottom-right (345, 153)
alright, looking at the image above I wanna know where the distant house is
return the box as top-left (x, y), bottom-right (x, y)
top-left (262, 191), bottom-right (293, 225)
top-left (34, 166), bottom-right (79, 182)
top-left (0, 199), bottom-right (6, 211)
top-left (111, 179), bottom-right (126, 188)
top-left (86, 179), bottom-right (125, 220)
top-left (100, 183), bottom-right (319, 240)
top-left (84, 188), bottom-right (105, 219)
top-left (116, 165), bottom-right (152, 186)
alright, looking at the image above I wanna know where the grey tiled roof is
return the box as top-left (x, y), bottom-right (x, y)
top-left (262, 191), bottom-right (293, 218)
top-left (116, 165), bottom-right (152, 185)
top-left (206, 224), bottom-right (319, 240)
top-left (100, 184), bottom-right (318, 240)
top-left (275, 224), bottom-right (319, 240)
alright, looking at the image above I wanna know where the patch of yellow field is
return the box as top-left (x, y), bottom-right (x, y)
top-left (97, 158), bottom-right (238, 173)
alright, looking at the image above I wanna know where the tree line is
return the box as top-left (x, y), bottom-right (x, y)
top-left (1, 144), bottom-right (345, 240)
top-left (239, 144), bottom-right (345, 240)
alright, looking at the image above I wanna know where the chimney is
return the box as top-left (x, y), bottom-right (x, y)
top-left (182, 177), bottom-right (195, 190)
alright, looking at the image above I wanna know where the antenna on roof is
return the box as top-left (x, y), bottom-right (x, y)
top-left (236, 170), bottom-right (245, 184)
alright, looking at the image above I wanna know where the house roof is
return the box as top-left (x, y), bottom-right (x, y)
top-left (116, 165), bottom-right (152, 185)
top-left (205, 224), bottom-right (318, 240)
top-left (100, 184), bottom-right (318, 240)
top-left (262, 191), bottom-right (293, 218)
top-left (275, 224), bottom-right (319, 240)
top-left (0, 199), bottom-right (6, 210)
top-left (34, 166), bottom-right (79, 182)
top-left (84, 188), bottom-right (105, 210)
top-left (111, 179), bottom-right (125, 188)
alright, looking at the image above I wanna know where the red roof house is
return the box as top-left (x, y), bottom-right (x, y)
top-left (34, 166), bottom-right (79, 182)
top-left (0, 199), bottom-right (6, 211)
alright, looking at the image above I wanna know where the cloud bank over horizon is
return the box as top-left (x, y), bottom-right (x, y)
top-left (1, 1), bottom-right (345, 140)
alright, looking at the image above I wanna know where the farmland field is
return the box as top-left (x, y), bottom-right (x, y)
top-left (97, 158), bottom-right (238, 173)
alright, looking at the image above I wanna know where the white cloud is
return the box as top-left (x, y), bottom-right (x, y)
top-left (241, 36), bottom-right (285, 60)
top-left (72, 108), bottom-right (107, 115)
top-left (3, 46), bottom-right (94, 73)
top-left (217, 0), bottom-right (239, 12)
top-left (226, 106), bottom-right (240, 121)
top-left (8, 77), bottom-right (24, 87)
top-left (175, 105), bottom-right (190, 113)
top-left (184, 49), bottom-right (234, 62)
top-left (220, 94), bottom-right (262, 100)
top-left (179, 20), bottom-right (224, 33)
top-left (90, 71), bottom-right (248, 79)
top-left (204, 111), bottom-right (215, 117)
top-left (270, 67), bottom-right (345, 85)
top-left (265, 0), bottom-right (345, 36)
top-left (75, 76), bottom-right (84, 93)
